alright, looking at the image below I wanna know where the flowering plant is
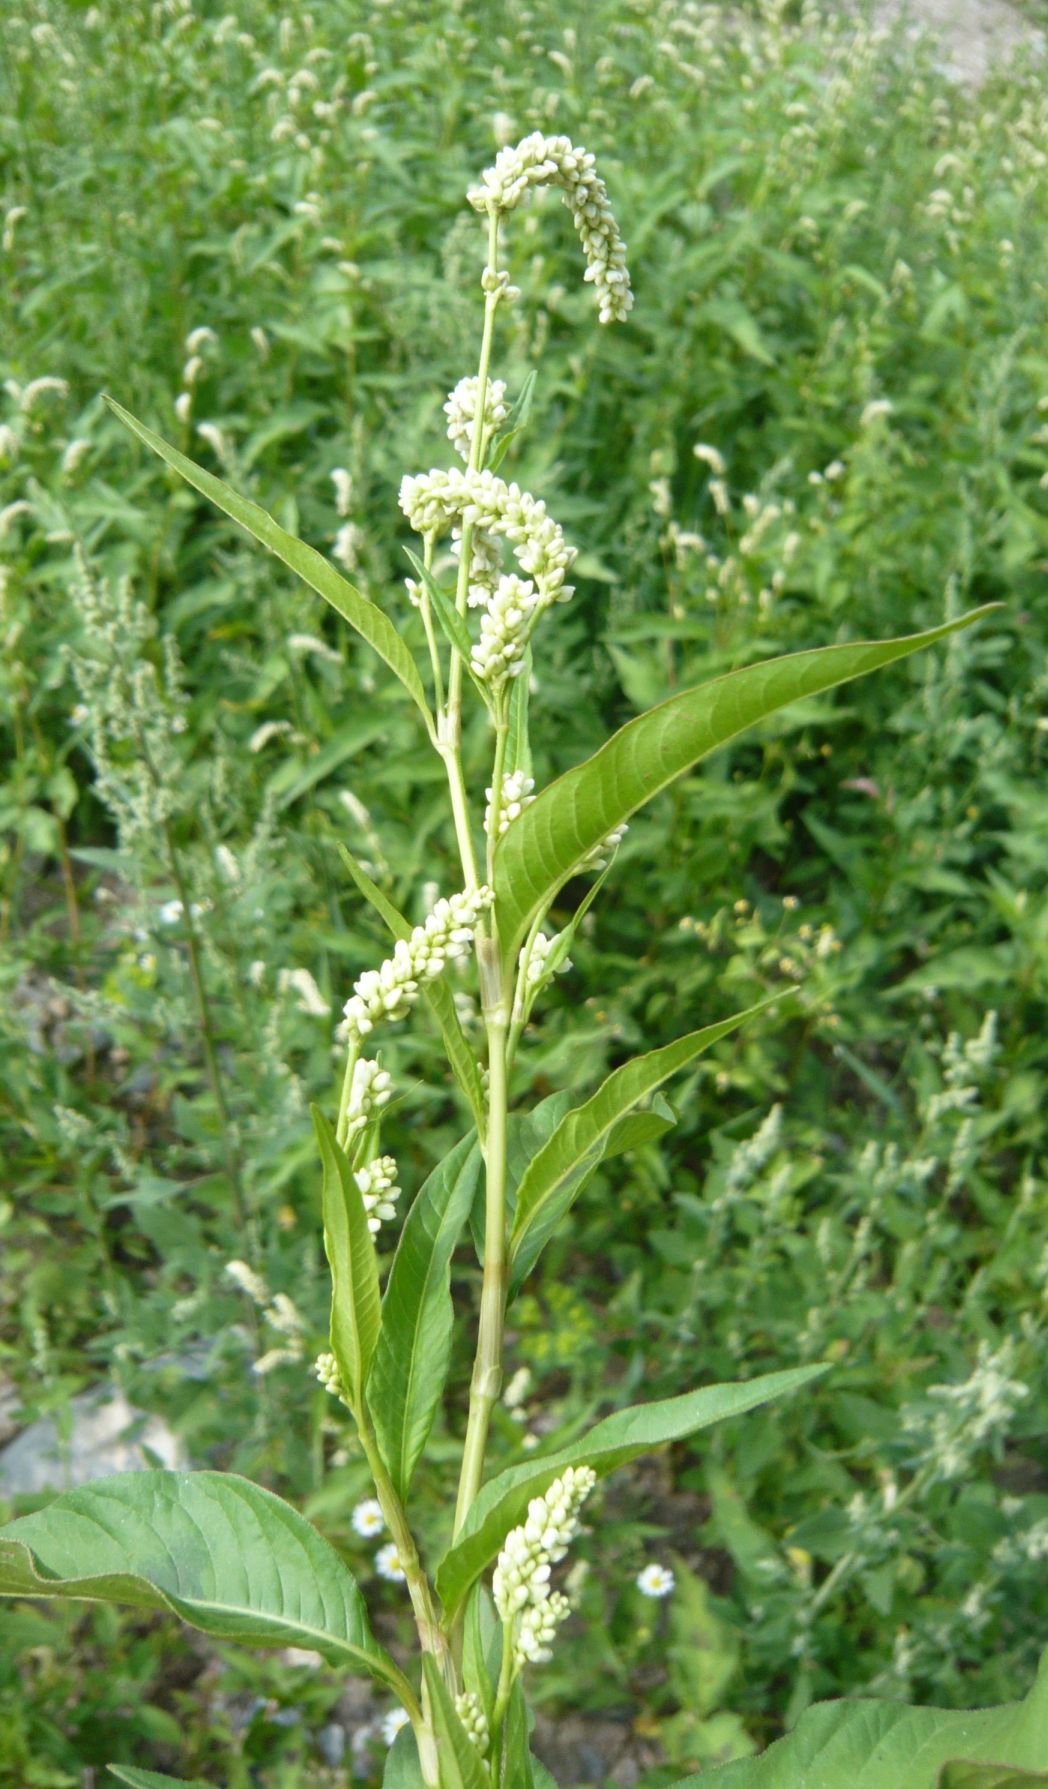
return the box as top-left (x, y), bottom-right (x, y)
top-left (1, 132), bottom-right (1043, 1789)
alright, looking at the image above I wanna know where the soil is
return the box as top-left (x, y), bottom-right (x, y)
top-left (873, 0), bottom-right (1044, 84)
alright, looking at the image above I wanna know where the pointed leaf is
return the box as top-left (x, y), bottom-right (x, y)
top-left (510, 996), bottom-right (791, 1286)
top-left (436, 1365), bottom-right (826, 1623)
top-left (493, 609), bottom-right (998, 967)
top-left (462, 1583), bottom-right (501, 1726)
top-left (109, 1771), bottom-right (214, 1789)
top-left (404, 546), bottom-right (473, 662)
top-left (103, 398), bottom-right (432, 732)
top-left (0, 1470), bottom-right (406, 1692)
top-left (422, 1656), bottom-right (489, 1789)
top-left (383, 1727), bottom-right (426, 1787)
top-left (313, 1107), bottom-right (381, 1409)
top-left (671, 1648), bottom-right (1048, 1787)
top-left (335, 845), bottom-right (486, 1134)
top-left (369, 1134), bottom-right (482, 1498)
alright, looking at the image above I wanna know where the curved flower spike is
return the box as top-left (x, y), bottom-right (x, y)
top-left (467, 132), bottom-right (633, 325)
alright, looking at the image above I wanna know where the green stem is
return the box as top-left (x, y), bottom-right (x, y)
top-left (485, 705), bottom-right (510, 886)
top-left (491, 1620), bottom-right (517, 1751)
top-left (453, 942), bottom-right (510, 1544)
top-left (419, 532), bottom-right (446, 714)
top-left (336, 1043), bottom-right (360, 1150)
top-left (355, 1402), bottom-right (456, 1689)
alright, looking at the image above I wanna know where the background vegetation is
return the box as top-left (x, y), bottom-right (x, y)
top-left (1, 0), bottom-right (1046, 1782)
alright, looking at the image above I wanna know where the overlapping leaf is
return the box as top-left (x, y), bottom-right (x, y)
top-left (0, 1470), bottom-right (404, 1691)
top-left (436, 1365), bottom-right (826, 1622)
top-left (103, 399), bottom-right (432, 731)
top-left (671, 1647), bottom-right (1048, 1787)
top-left (369, 1134), bottom-right (481, 1499)
top-left (509, 995), bottom-right (791, 1287)
top-left (493, 610), bottom-right (997, 967)
top-left (313, 1107), bottom-right (381, 1409)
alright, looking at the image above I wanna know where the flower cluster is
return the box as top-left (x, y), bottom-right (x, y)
top-left (341, 888), bottom-right (494, 1046)
top-left (343, 1057), bottom-right (393, 1143)
top-left (523, 930), bottom-right (571, 989)
top-left (467, 133), bottom-right (633, 325)
top-left (354, 1153), bottom-right (400, 1234)
top-left (452, 523), bottom-right (502, 609)
top-left (454, 1692), bottom-right (490, 1756)
top-left (313, 1351), bottom-right (349, 1406)
top-left (581, 822), bottom-right (628, 871)
top-left (444, 375), bottom-right (509, 462)
top-left (493, 1466), bottom-right (595, 1669)
top-left (485, 770), bottom-right (535, 839)
top-left (399, 467), bottom-right (576, 611)
top-left (472, 574), bottom-right (539, 687)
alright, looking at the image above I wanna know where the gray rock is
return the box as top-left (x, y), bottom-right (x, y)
top-left (0, 1387), bottom-right (186, 1496)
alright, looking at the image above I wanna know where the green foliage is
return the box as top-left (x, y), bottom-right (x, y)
top-left (673, 1648), bottom-right (1048, 1788)
top-left (0, 1470), bottom-right (402, 1688)
top-left (1, 0), bottom-right (1046, 1779)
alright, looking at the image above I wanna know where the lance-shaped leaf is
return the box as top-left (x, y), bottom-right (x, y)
top-left (109, 1771), bottom-right (215, 1789)
top-left (383, 1728), bottom-right (427, 1787)
top-left (422, 1657), bottom-right (490, 1789)
top-left (493, 609), bottom-right (998, 967)
top-left (510, 995), bottom-right (791, 1287)
top-left (0, 1470), bottom-right (407, 1695)
top-left (670, 1647), bottom-right (1048, 1788)
top-left (369, 1133), bottom-right (481, 1499)
top-left (103, 398), bottom-right (432, 734)
top-left (336, 844), bottom-right (487, 1135)
top-left (313, 1106), bottom-right (381, 1409)
top-left (436, 1365), bottom-right (825, 1623)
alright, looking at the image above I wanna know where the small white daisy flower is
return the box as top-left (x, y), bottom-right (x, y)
top-left (351, 1498), bottom-right (385, 1539)
top-left (636, 1563), bottom-right (675, 1599)
top-left (380, 1707), bottom-right (411, 1745)
top-left (375, 1542), bottom-right (407, 1583)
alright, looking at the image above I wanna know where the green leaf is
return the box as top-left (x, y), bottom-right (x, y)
top-left (940, 1771), bottom-right (1048, 1788)
top-left (462, 1583), bottom-right (501, 1726)
top-left (335, 844), bottom-right (487, 1135)
top-left (489, 370), bottom-right (537, 472)
top-left (369, 1134), bottom-right (482, 1499)
top-left (404, 546), bottom-right (473, 662)
top-left (509, 996), bottom-right (790, 1286)
top-left (493, 609), bottom-right (998, 968)
top-left (109, 1771), bottom-right (214, 1789)
top-left (422, 1656), bottom-right (489, 1789)
top-left (103, 398), bottom-right (432, 734)
top-left (383, 1727), bottom-right (426, 1788)
top-left (313, 1107), bottom-right (381, 1409)
top-left (436, 1365), bottom-right (825, 1623)
top-left (0, 1470), bottom-right (404, 1691)
top-left (670, 1648), bottom-right (1048, 1788)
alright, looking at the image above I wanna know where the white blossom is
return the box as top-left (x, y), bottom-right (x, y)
top-left (351, 1498), bottom-right (385, 1538)
top-left (330, 466), bottom-right (353, 516)
top-left (249, 719), bottom-right (292, 752)
top-left (20, 376), bottom-right (69, 413)
top-left (472, 573), bottom-right (540, 687)
top-left (636, 1563), bottom-right (675, 1599)
top-left (693, 442), bottom-right (726, 475)
top-left (452, 523), bottom-right (502, 608)
top-left (354, 1153), bottom-right (401, 1234)
top-left (524, 929), bottom-right (571, 987)
top-left (455, 1691), bottom-right (489, 1755)
top-left (400, 468), bottom-right (575, 619)
top-left (174, 392), bottom-right (192, 425)
top-left (375, 1542), bottom-right (407, 1583)
top-left (280, 966), bottom-right (330, 1016)
top-left (467, 133), bottom-right (633, 324)
top-left (225, 1259), bottom-right (270, 1306)
top-left (313, 1351), bottom-right (348, 1402)
top-left (444, 375), bottom-right (509, 462)
top-left (380, 1707), bottom-right (411, 1744)
top-left (184, 325), bottom-right (217, 353)
top-left (342, 1056), bottom-right (393, 1141)
top-left (486, 770), bottom-right (535, 838)
top-left (493, 1466), bottom-right (594, 1668)
top-left (341, 887), bottom-right (494, 1046)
